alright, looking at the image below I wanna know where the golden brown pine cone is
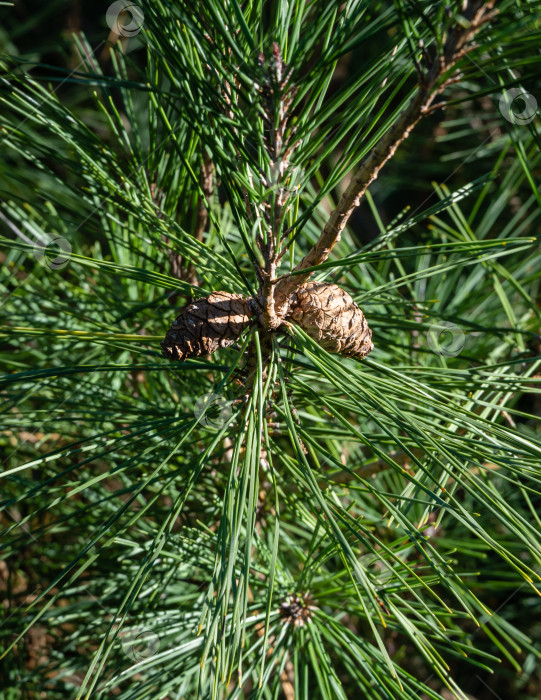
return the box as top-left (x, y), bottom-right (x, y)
top-left (161, 291), bottom-right (253, 361)
top-left (287, 283), bottom-right (373, 358)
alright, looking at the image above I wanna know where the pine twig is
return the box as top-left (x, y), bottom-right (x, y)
top-left (187, 151), bottom-right (214, 286)
top-left (274, 0), bottom-right (496, 312)
top-left (258, 43), bottom-right (298, 330)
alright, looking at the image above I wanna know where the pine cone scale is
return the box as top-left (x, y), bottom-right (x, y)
top-left (161, 292), bottom-right (252, 361)
top-left (286, 283), bottom-right (373, 359)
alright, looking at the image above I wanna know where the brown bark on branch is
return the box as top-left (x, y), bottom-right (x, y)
top-left (273, 0), bottom-right (495, 313)
top-left (187, 151), bottom-right (214, 285)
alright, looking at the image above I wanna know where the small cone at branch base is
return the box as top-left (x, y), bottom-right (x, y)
top-left (161, 292), bottom-right (252, 361)
top-left (287, 283), bottom-right (373, 358)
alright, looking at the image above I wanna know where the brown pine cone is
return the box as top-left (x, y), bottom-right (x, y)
top-left (161, 292), bottom-right (253, 361)
top-left (287, 283), bottom-right (373, 358)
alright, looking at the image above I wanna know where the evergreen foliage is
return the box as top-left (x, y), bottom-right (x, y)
top-left (1, 1), bottom-right (540, 698)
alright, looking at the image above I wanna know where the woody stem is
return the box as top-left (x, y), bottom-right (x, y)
top-left (274, 0), bottom-right (495, 313)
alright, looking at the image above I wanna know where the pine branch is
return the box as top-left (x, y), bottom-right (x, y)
top-left (187, 151), bottom-right (214, 286)
top-left (3, 3), bottom-right (541, 697)
top-left (274, 0), bottom-right (497, 311)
